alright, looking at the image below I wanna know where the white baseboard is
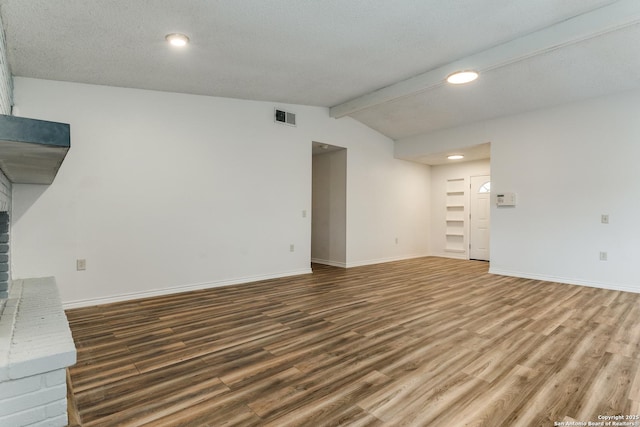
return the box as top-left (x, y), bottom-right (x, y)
top-left (345, 253), bottom-right (430, 268)
top-left (432, 251), bottom-right (468, 260)
top-left (489, 267), bottom-right (640, 294)
top-left (311, 258), bottom-right (347, 268)
top-left (63, 268), bottom-right (312, 309)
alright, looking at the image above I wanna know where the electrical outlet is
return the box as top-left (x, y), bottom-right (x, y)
top-left (599, 252), bottom-right (608, 261)
top-left (290, 244), bottom-right (295, 252)
top-left (601, 214), bottom-right (609, 224)
top-left (77, 259), bottom-right (87, 270)
top-left (395, 237), bottom-right (399, 244)
top-left (302, 210), bottom-right (307, 218)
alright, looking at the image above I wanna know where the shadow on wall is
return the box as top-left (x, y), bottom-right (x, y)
top-left (10, 184), bottom-right (49, 225)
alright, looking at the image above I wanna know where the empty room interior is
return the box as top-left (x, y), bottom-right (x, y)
top-left (1, 1), bottom-right (640, 426)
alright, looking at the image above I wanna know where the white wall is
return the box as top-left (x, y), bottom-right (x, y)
top-left (430, 159), bottom-right (490, 259)
top-left (312, 149), bottom-right (347, 267)
top-left (11, 77), bottom-right (431, 306)
top-left (346, 149), bottom-right (431, 267)
top-left (396, 90), bottom-right (640, 293)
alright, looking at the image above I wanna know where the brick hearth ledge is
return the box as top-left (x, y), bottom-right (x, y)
top-left (0, 278), bottom-right (77, 426)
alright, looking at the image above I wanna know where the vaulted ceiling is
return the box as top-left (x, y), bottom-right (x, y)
top-left (1, 0), bottom-right (639, 142)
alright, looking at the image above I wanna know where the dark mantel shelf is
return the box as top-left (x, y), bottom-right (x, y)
top-left (0, 114), bottom-right (70, 185)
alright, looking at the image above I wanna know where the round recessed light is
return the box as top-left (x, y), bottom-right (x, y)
top-left (165, 33), bottom-right (190, 47)
top-left (447, 155), bottom-right (464, 160)
top-left (446, 70), bottom-right (479, 85)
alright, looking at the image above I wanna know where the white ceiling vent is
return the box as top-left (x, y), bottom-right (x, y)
top-left (275, 108), bottom-right (296, 127)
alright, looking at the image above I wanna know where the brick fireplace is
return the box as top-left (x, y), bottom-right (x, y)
top-left (0, 277), bottom-right (76, 426)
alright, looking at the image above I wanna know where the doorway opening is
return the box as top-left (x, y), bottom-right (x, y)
top-left (469, 175), bottom-right (491, 261)
top-left (311, 142), bottom-right (347, 268)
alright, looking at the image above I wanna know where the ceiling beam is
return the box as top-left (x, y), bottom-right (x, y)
top-left (330, 0), bottom-right (640, 118)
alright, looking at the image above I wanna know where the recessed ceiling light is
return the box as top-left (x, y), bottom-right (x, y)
top-left (165, 33), bottom-right (190, 47)
top-left (446, 71), bottom-right (479, 85)
top-left (447, 155), bottom-right (464, 160)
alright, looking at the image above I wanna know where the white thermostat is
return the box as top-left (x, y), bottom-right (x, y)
top-left (496, 192), bottom-right (517, 206)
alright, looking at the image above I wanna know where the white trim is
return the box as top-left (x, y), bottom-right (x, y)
top-left (62, 268), bottom-right (312, 309)
top-left (433, 251), bottom-right (468, 260)
top-left (311, 258), bottom-right (347, 268)
top-left (345, 253), bottom-right (430, 268)
top-left (489, 267), bottom-right (640, 294)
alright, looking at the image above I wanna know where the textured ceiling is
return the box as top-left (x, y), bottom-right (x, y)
top-left (1, 0), bottom-right (639, 145)
top-left (350, 23), bottom-right (640, 140)
top-left (415, 143), bottom-right (491, 166)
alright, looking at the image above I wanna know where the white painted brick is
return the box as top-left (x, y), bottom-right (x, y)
top-left (0, 14), bottom-right (13, 116)
top-left (3, 278), bottom-right (77, 379)
top-left (0, 373), bottom-right (40, 400)
top-left (0, 406), bottom-right (46, 427)
top-left (42, 370), bottom-right (65, 388)
top-left (0, 383), bottom-right (66, 417)
top-left (0, 313), bottom-right (15, 336)
top-left (9, 351), bottom-right (76, 380)
top-left (44, 398), bottom-right (66, 418)
top-left (0, 277), bottom-right (75, 427)
top-left (0, 396), bottom-right (68, 427)
top-left (0, 335), bottom-right (10, 381)
top-left (30, 413), bottom-right (67, 427)
top-left (0, 363), bottom-right (8, 382)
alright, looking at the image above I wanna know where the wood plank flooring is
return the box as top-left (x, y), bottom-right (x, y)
top-left (65, 257), bottom-right (640, 426)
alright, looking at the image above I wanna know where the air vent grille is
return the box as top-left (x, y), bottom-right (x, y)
top-left (275, 109), bottom-right (296, 127)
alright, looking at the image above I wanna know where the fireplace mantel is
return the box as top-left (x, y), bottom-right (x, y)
top-left (0, 114), bottom-right (70, 185)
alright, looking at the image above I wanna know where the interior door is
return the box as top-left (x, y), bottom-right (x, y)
top-left (470, 175), bottom-right (491, 261)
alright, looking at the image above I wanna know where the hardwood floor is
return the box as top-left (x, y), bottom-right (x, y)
top-left (65, 257), bottom-right (640, 426)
